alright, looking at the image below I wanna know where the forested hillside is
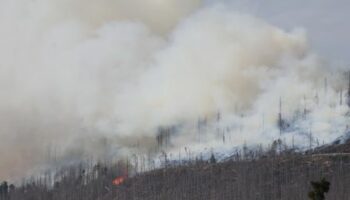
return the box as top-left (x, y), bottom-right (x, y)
top-left (2, 142), bottom-right (350, 200)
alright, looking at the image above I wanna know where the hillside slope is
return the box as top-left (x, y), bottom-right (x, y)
top-left (3, 143), bottom-right (350, 200)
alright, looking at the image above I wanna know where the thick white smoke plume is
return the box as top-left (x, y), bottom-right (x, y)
top-left (0, 0), bottom-right (348, 180)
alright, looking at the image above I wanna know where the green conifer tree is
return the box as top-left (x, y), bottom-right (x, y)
top-left (308, 178), bottom-right (330, 200)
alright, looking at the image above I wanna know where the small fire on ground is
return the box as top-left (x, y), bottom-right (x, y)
top-left (113, 176), bottom-right (126, 186)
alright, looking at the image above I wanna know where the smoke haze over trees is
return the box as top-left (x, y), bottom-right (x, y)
top-left (0, 0), bottom-right (350, 183)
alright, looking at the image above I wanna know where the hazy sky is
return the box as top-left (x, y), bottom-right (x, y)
top-left (213, 0), bottom-right (349, 64)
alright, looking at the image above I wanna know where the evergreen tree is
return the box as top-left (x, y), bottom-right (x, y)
top-left (0, 181), bottom-right (8, 197)
top-left (209, 153), bottom-right (216, 164)
top-left (308, 178), bottom-right (330, 200)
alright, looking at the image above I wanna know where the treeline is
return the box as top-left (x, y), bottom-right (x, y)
top-left (0, 182), bottom-right (15, 199)
top-left (0, 161), bottom-right (129, 200)
top-left (1, 141), bottom-right (350, 200)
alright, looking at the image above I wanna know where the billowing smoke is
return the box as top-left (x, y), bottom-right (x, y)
top-left (0, 0), bottom-right (348, 181)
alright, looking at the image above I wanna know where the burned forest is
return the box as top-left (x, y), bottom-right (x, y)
top-left (1, 0), bottom-right (350, 199)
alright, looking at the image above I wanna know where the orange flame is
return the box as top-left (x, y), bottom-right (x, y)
top-left (112, 176), bottom-right (125, 186)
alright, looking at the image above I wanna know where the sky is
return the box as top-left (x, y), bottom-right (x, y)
top-left (214, 0), bottom-right (350, 64)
